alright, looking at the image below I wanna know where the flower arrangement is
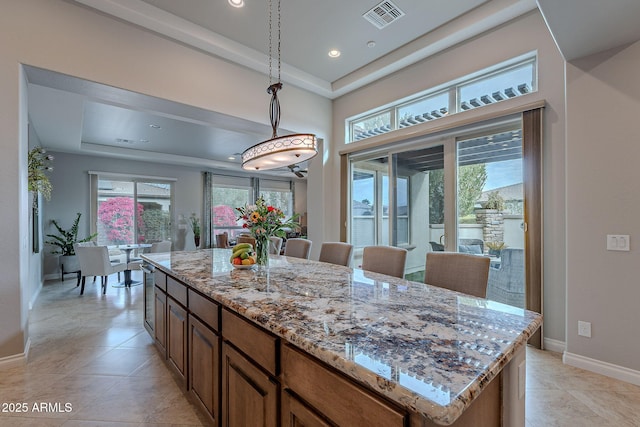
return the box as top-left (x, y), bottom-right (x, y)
top-left (236, 197), bottom-right (299, 266)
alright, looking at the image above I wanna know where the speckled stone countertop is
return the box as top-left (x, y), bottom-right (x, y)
top-left (143, 249), bottom-right (542, 426)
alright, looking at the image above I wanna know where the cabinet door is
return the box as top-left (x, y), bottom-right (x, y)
top-left (154, 287), bottom-right (167, 356)
top-left (167, 296), bottom-right (188, 384)
top-left (282, 391), bottom-right (333, 427)
top-left (189, 315), bottom-right (220, 425)
top-left (222, 343), bottom-right (277, 427)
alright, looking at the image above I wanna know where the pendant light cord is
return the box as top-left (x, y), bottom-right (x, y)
top-left (267, 0), bottom-right (282, 138)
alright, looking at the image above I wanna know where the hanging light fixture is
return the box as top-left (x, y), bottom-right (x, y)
top-left (241, 0), bottom-right (317, 171)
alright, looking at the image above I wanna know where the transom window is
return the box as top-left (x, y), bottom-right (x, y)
top-left (348, 55), bottom-right (536, 143)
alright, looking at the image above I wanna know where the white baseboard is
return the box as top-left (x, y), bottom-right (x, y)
top-left (563, 351), bottom-right (640, 387)
top-left (0, 338), bottom-right (30, 370)
top-left (543, 337), bottom-right (565, 353)
top-left (29, 282), bottom-right (42, 310)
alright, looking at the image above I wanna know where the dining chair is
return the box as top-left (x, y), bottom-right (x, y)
top-left (361, 246), bottom-right (407, 278)
top-left (318, 242), bottom-right (353, 267)
top-left (75, 241), bottom-right (122, 283)
top-left (215, 232), bottom-right (230, 248)
top-left (269, 236), bottom-right (283, 255)
top-left (75, 245), bottom-right (127, 295)
top-left (424, 252), bottom-right (490, 298)
top-left (149, 240), bottom-right (172, 253)
top-left (236, 235), bottom-right (256, 248)
top-left (284, 238), bottom-right (312, 259)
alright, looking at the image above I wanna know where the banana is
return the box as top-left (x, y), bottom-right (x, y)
top-left (231, 246), bottom-right (252, 259)
top-left (233, 242), bottom-right (252, 251)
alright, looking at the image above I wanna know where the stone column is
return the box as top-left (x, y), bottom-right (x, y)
top-left (474, 209), bottom-right (504, 253)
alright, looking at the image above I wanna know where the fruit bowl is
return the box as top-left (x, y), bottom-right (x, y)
top-left (231, 263), bottom-right (255, 270)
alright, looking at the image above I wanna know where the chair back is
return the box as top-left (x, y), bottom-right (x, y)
top-left (269, 236), bottom-right (283, 255)
top-left (149, 240), bottom-right (172, 253)
top-left (215, 232), bottom-right (230, 248)
top-left (75, 245), bottom-right (112, 277)
top-left (361, 246), bottom-right (407, 278)
top-left (284, 238), bottom-right (312, 259)
top-left (319, 242), bottom-right (353, 266)
top-left (424, 252), bottom-right (490, 298)
top-left (236, 235), bottom-right (256, 247)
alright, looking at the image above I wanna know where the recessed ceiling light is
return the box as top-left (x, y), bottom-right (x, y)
top-left (140, 139), bottom-right (149, 143)
top-left (149, 124), bottom-right (161, 129)
top-left (367, 40), bottom-right (376, 48)
top-left (228, 156), bottom-right (236, 160)
top-left (328, 49), bottom-right (341, 58)
top-left (228, 0), bottom-right (244, 7)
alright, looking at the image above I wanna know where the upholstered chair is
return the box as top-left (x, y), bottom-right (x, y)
top-left (361, 246), bottom-right (407, 278)
top-left (424, 252), bottom-right (490, 298)
top-left (318, 242), bottom-right (353, 267)
top-left (284, 238), bottom-right (312, 259)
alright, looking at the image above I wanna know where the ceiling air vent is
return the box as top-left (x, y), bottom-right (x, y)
top-left (363, 1), bottom-right (405, 29)
top-left (116, 138), bottom-right (136, 144)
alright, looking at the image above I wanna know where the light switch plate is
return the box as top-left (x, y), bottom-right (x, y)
top-left (607, 235), bottom-right (630, 251)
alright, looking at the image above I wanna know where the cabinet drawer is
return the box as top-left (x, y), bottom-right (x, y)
top-left (167, 276), bottom-right (187, 306)
top-left (154, 269), bottom-right (167, 292)
top-left (281, 344), bottom-right (406, 427)
top-left (222, 309), bottom-right (278, 376)
top-left (189, 289), bottom-right (219, 332)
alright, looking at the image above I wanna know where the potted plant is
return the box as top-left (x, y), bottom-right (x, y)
top-left (189, 213), bottom-right (201, 248)
top-left (46, 212), bottom-right (97, 276)
top-left (486, 241), bottom-right (507, 257)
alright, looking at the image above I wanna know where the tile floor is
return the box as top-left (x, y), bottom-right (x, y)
top-left (1, 273), bottom-right (639, 426)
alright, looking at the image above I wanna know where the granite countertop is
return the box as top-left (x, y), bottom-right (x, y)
top-left (143, 249), bottom-right (542, 426)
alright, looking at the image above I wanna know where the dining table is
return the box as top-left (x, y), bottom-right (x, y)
top-left (113, 243), bottom-right (151, 287)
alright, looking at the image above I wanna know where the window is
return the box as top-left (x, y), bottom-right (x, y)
top-left (90, 174), bottom-right (174, 246)
top-left (347, 55), bottom-right (537, 143)
top-left (206, 174), bottom-right (296, 245)
top-left (259, 179), bottom-right (294, 218)
top-left (211, 176), bottom-right (253, 242)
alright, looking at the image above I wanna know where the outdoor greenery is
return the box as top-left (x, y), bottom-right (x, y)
top-left (45, 212), bottom-right (97, 256)
top-left (429, 164), bottom-right (487, 223)
top-left (142, 208), bottom-right (170, 242)
top-left (483, 190), bottom-right (505, 211)
top-left (98, 197), bottom-right (145, 244)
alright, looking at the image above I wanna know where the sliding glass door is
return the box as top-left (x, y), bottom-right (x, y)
top-left (456, 127), bottom-right (525, 308)
top-left (348, 121), bottom-right (530, 309)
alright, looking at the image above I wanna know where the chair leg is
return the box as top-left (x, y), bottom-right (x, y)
top-left (76, 271), bottom-right (81, 287)
top-left (103, 276), bottom-right (108, 294)
top-left (93, 276), bottom-right (97, 282)
top-left (80, 277), bottom-right (86, 295)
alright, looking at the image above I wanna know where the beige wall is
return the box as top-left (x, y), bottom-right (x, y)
top-left (331, 11), bottom-right (568, 344)
top-left (0, 0), bottom-right (331, 360)
top-left (566, 40), bottom-right (640, 371)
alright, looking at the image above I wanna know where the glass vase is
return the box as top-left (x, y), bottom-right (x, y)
top-left (255, 235), bottom-right (270, 269)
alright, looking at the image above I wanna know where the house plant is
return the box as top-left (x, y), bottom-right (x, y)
top-left (189, 213), bottom-right (201, 247)
top-left (46, 212), bottom-right (98, 274)
top-left (236, 197), bottom-right (299, 268)
top-left (28, 147), bottom-right (54, 210)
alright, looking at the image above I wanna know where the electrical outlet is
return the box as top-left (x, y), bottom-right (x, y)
top-left (578, 321), bottom-right (591, 338)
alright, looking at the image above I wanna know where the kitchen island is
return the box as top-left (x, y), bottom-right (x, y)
top-left (142, 249), bottom-right (542, 427)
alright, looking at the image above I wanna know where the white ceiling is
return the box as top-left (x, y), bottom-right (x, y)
top-left (27, 0), bottom-right (640, 175)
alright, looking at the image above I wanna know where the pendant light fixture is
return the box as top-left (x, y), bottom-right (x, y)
top-left (241, 0), bottom-right (317, 171)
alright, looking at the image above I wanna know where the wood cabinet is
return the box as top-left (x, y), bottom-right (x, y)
top-left (153, 286), bottom-right (167, 356)
top-left (167, 296), bottom-right (188, 383)
top-left (188, 289), bottom-right (221, 425)
top-left (281, 344), bottom-right (406, 427)
top-left (282, 391), bottom-right (332, 427)
top-left (222, 343), bottom-right (278, 427)
top-left (189, 314), bottom-right (220, 426)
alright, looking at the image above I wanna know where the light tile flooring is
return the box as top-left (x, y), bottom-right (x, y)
top-left (1, 273), bottom-right (639, 426)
